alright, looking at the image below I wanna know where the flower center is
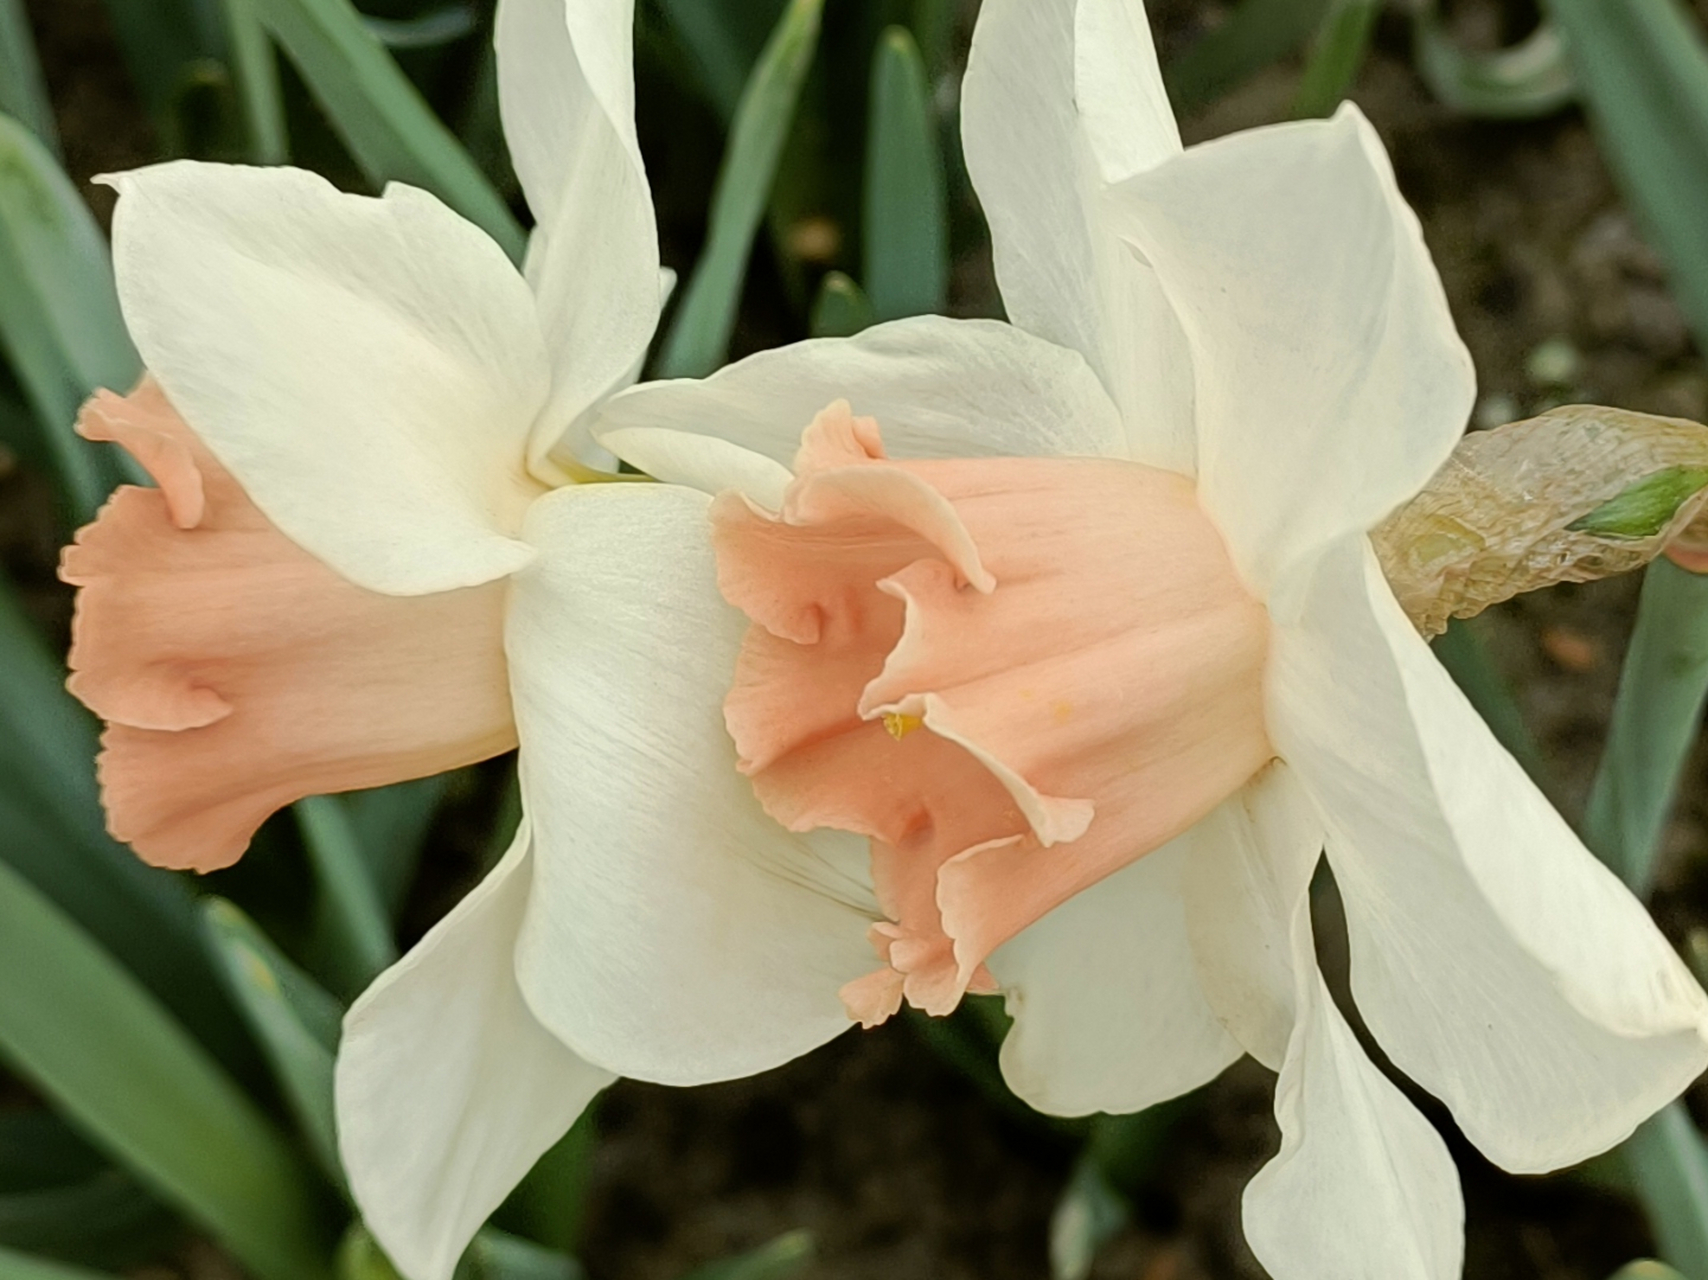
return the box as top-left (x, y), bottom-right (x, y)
top-left (712, 401), bottom-right (1274, 1026)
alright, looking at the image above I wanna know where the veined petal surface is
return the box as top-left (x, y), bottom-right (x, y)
top-left (1271, 536), bottom-right (1708, 1173)
top-left (106, 162), bottom-right (548, 596)
top-left (1104, 106), bottom-right (1475, 602)
top-left (337, 822), bottom-right (612, 1280)
top-left (496, 0), bottom-right (661, 468)
top-left (591, 316), bottom-right (1127, 470)
top-left (507, 483), bottom-right (876, 1085)
top-left (991, 836), bottom-right (1241, 1117)
top-left (961, 0), bottom-right (1194, 472)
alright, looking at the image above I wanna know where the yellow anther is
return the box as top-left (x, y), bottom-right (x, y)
top-left (882, 711), bottom-right (924, 741)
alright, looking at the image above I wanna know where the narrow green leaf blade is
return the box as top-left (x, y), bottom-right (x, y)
top-left (0, 0), bottom-right (58, 154)
top-left (807, 270), bottom-right (874, 338)
top-left (658, 0), bottom-right (824, 378)
top-left (202, 898), bottom-right (344, 1182)
top-left (677, 1231), bottom-right (813, 1280)
top-left (1610, 1263), bottom-right (1690, 1280)
top-left (296, 795), bottom-right (398, 996)
top-left (1584, 559), bottom-right (1708, 895)
top-left (1291, 0), bottom-right (1381, 119)
top-left (1624, 1105), bottom-right (1708, 1279)
top-left (0, 1245), bottom-right (115, 1280)
top-left (1049, 1156), bottom-right (1127, 1280)
top-left (653, 0), bottom-right (784, 122)
top-left (1165, 0), bottom-right (1333, 115)
top-left (344, 776), bottom-right (449, 920)
top-left (219, 0), bottom-right (288, 163)
top-left (252, 0), bottom-right (523, 259)
top-left (1413, 16), bottom-right (1576, 119)
top-left (863, 27), bottom-right (947, 322)
top-left (0, 858), bottom-right (331, 1280)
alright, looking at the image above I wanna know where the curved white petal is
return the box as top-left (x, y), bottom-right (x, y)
top-left (496, 0), bottom-right (660, 468)
top-left (590, 316), bottom-right (1127, 468)
top-left (596, 427), bottom-right (791, 505)
top-left (961, 0), bottom-right (1192, 473)
top-left (336, 821), bottom-right (612, 1280)
top-left (991, 835), bottom-right (1241, 1117)
top-left (1103, 106), bottom-right (1475, 602)
top-left (1271, 535), bottom-right (1708, 1173)
top-left (106, 162), bottom-right (546, 596)
top-left (1181, 763), bottom-right (1325, 1071)
top-left (1244, 968), bottom-right (1465, 1280)
top-left (507, 482), bottom-right (876, 1085)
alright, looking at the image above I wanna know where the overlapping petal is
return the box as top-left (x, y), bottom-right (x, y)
top-left (105, 163), bottom-right (549, 596)
top-left (336, 823), bottom-right (613, 1280)
top-left (506, 483), bottom-right (876, 1085)
top-left (990, 837), bottom-right (1241, 1117)
top-left (591, 316), bottom-right (1127, 472)
top-left (1103, 106), bottom-right (1475, 602)
top-left (497, 0), bottom-right (661, 467)
top-left (960, 0), bottom-right (1194, 472)
top-left (1271, 536), bottom-right (1708, 1172)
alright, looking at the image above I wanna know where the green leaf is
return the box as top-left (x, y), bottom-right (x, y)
top-left (0, 576), bottom-right (254, 1071)
top-left (202, 898), bottom-right (344, 1183)
top-left (296, 795), bottom-right (398, 997)
top-left (1048, 1156), bottom-right (1127, 1280)
top-left (1291, 0), bottom-right (1381, 119)
top-left (0, 1170), bottom-right (175, 1268)
top-left (808, 271), bottom-right (874, 338)
top-left (1623, 1105), bottom-right (1708, 1279)
top-left (463, 1231), bottom-right (583, 1280)
top-left (364, 6), bottom-right (478, 51)
top-left (863, 27), bottom-right (948, 322)
top-left (1584, 559), bottom-right (1708, 895)
top-left (344, 776), bottom-right (449, 920)
top-left (0, 113), bottom-right (140, 517)
top-left (0, 0), bottom-right (59, 155)
top-left (677, 1231), bottom-right (813, 1280)
top-left (1569, 468), bottom-right (1708, 538)
top-left (97, 0), bottom-right (229, 140)
top-left (252, 0), bottom-right (524, 260)
top-left (658, 0), bottom-right (824, 379)
top-left (1412, 15), bottom-right (1576, 119)
top-left (1165, 0), bottom-right (1333, 116)
top-left (653, 0), bottom-right (785, 122)
top-left (493, 1103), bottom-right (598, 1255)
top-left (1431, 618), bottom-right (1552, 790)
top-left (219, 0), bottom-right (289, 163)
top-left (0, 1245), bottom-right (116, 1280)
top-left (0, 857), bottom-right (331, 1280)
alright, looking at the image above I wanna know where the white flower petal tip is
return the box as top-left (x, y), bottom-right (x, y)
top-left (104, 162), bottom-right (549, 597)
top-left (1275, 538), bottom-right (1708, 1174)
top-left (505, 483), bottom-right (874, 1086)
top-left (1101, 104), bottom-right (1474, 601)
top-left (596, 425), bottom-right (792, 505)
top-left (336, 824), bottom-right (613, 1280)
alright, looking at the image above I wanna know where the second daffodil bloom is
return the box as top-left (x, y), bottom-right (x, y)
top-left (57, 2), bottom-right (881, 1277)
top-left (575, 0), bottom-right (1708, 1275)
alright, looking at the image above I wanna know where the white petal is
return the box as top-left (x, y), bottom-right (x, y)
top-left (1180, 763), bottom-right (1325, 1071)
top-left (595, 427), bottom-right (791, 505)
top-left (1103, 106), bottom-right (1475, 600)
top-left (960, 0), bottom-right (1194, 473)
top-left (590, 316), bottom-right (1127, 468)
top-left (106, 162), bottom-right (546, 596)
top-left (1244, 968), bottom-right (1465, 1280)
top-left (336, 821), bottom-right (612, 1280)
top-left (991, 835), bottom-right (1241, 1117)
top-left (496, 0), bottom-right (661, 467)
top-left (506, 482), bottom-right (876, 1085)
top-left (1272, 535), bottom-right (1708, 1172)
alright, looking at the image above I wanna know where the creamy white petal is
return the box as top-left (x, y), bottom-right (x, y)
top-left (1181, 763), bottom-right (1324, 1071)
top-left (507, 482), bottom-right (876, 1085)
top-left (590, 316), bottom-right (1127, 467)
top-left (596, 427), bottom-right (791, 505)
top-left (337, 822), bottom-right (612, 1280)
top-left (1103, 106), bottom-right (1475, 602)
top-left (961, 0), bottom-right (1194, 472)
top-left (991, 835), bottom-right (1241, 1117)
top-left (1272, 535), bottom-right (1708, 1173)
top-left (106, 162), bottom-right (546, 596)
top-left (496, 0), bottom-right (660, 469)
top-left (1244, 968), bottom-right (1464, 1280)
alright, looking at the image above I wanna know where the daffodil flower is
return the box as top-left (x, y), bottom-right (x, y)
top-left (57, 3), bottom-right (880, 1275)
top-left (573, 1), bottom-right (1708, 1275)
